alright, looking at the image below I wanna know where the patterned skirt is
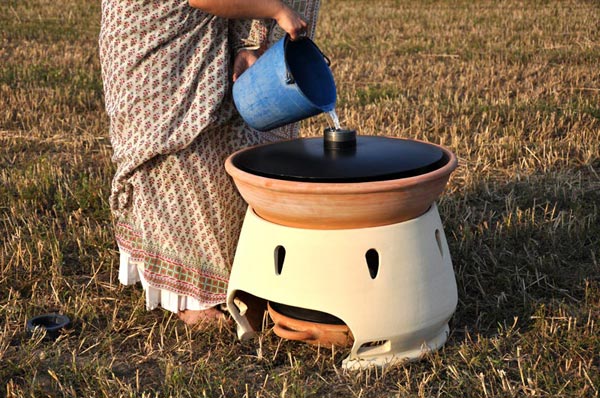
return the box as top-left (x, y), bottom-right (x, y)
top-left (116, 121), bottom-right (294, 311)
top-left (100, 0), bottom-right (321, 312)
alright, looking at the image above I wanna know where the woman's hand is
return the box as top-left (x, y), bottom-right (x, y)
top-left (233, 49), bottom-right (260, 81)
top-left (273, 3), bottom-right (307, 40)
top-left (190, 0), bottom-right (307, 40)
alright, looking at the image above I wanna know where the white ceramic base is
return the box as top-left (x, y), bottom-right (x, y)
top-left (342, 324), bottom-right (449, 370)
top-left (226, 204), bottom-right (457, 369)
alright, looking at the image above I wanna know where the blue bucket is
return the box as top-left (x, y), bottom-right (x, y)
top-left (233, 35), bottom-right (336, 132)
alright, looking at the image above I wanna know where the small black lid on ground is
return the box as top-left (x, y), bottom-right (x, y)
top-left (27, 313), bottom-right (71, 340)
top-left (232, 135), bottom-right (448, 183)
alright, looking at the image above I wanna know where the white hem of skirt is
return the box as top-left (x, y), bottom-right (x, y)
top-left (118, 245), bottom-right (212, 313)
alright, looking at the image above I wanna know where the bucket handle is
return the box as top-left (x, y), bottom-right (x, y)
top-left (284, 36), bottom-right (332, 85)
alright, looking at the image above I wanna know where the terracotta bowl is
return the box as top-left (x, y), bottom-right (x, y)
top-left (225, 138), bottom-right (457, 229)
top-left (267, 302), bottom-right (354, 348)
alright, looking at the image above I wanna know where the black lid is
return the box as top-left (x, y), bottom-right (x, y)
top-left (232, 135), bottom-right (449, 183)
top-left (269, 301), bottom-right (345, 325)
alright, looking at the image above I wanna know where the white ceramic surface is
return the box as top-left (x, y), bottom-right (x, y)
top-left (227, 204), bottom-right (457, 369)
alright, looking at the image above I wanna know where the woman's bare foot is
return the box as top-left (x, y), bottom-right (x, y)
top-left (177, 307), bottom-right (229, 326)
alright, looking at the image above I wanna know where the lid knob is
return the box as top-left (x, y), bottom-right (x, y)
top-left (324, 128), bottom-right (357, 150)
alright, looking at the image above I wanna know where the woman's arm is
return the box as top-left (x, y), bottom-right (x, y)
top-left (189, 0), bottom-right (307, 39)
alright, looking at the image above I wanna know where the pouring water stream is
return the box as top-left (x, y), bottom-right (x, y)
top-left (327, 109), bottom-right (342, 130)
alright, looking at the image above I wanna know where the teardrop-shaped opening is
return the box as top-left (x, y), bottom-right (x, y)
top-left (365, 249), bottom-right (379, 279)
top-left (435, 229), bottom-right (443, 258)
top-left (274, 245), bottom-right (286, 275)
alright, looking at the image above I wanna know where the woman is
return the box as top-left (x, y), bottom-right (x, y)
top-left (99, 0), bottom-right (321, 324)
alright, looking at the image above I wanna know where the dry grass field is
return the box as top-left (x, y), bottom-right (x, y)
top-left (1, 0), bottom-right (599, 397)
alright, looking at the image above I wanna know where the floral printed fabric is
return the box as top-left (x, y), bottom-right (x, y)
top-left (99, 0), bottom-right (320, 308)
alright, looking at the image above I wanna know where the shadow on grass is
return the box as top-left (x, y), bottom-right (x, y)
top-left (442, 168), bottom-right (599, 342)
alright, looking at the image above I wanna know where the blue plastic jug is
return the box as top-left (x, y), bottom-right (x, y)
top-left (233, 35), bottom-right (336, 132)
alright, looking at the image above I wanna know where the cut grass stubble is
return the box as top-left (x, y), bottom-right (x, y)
top-left (1, 0), bottom-right (599, 397)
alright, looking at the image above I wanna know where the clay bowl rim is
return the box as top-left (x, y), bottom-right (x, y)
top-left (225, 137), bottom-right (458, 194)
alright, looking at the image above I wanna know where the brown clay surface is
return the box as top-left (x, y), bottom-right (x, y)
top-left (267, 302), bottom-right (354, 348)
top-left (226, 138), bottom-right (458, 229)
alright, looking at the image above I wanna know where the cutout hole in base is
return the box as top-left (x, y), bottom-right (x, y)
top-left (357, 340), bottom-right (391, 356)
top-left (435, 229), bottom-right (443, 257)
top-left (365, 249), bottom-right (379, 279)
top-left (274, 245), bottom-right (286, 275)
